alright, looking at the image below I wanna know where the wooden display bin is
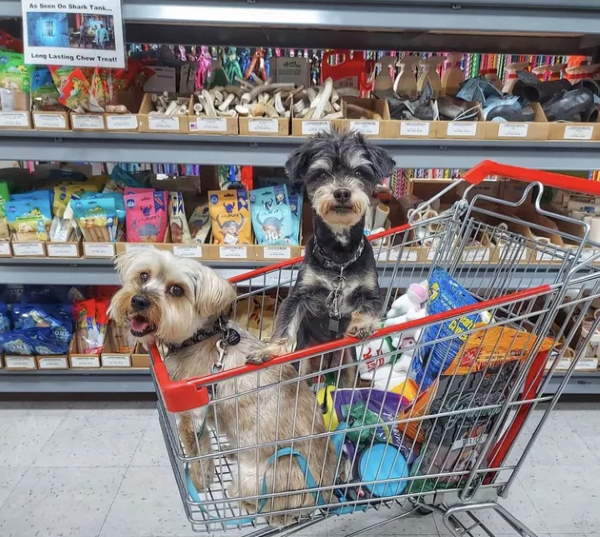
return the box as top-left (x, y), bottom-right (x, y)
top-left (548, 120), bottom-right (600, 141)
top-left (138, 93), bottom-right (189, 133)
top-left (484, 102), bottom-right (549, 140)
top-left (337, 97), bottom-right (396, 138)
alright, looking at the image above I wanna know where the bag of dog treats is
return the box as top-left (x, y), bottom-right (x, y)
top-left (189, 203), bottom-right (211, 244)
top-left (168, 192), bottom-right (192, 243)
top-left (208, 190), bottom-right (252, 245)
top-left (124, 190), bottom-right (168, 243)
top-left (0, 181), bottom-right (9, 239)
top-left (6, 190), bottom-right (52, 241)
top-left (250, 185), bottom-right (296, 245)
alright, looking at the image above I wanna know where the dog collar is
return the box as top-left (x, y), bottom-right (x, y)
top-left (312, 236), bottom-right (366, 273)
top-left (165, 316), bottom-right (240, 354)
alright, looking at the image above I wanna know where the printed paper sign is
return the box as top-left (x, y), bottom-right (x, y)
top-left (22, 0), bottom-right (125, 68)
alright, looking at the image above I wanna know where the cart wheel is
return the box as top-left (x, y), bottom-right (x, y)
top-left (414, 505), bottom-right (434, 516)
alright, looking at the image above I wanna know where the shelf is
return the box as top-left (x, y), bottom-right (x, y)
top-left (1, 131), bottom-right (600, 169)
top-left (0, 368), bottom-right (597, 394)
top-left (2, 0), bottom-right (599, 53)
top-left (0, 257), bottom-right (595, 289)
top-left (0, 368), bottom-right (154, 393)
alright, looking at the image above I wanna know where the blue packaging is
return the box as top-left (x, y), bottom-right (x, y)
top-left (413, 268), bottom-right (483, 389)
top-left (0, 303), bottom-right (10, 332)
top-left (249, 185), bottom-right (296, 245)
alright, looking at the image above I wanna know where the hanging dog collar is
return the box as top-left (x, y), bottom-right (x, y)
top-left (312, 237), bottom-right (366, 332)
top-left (165, 315), bottom-right (240, 354)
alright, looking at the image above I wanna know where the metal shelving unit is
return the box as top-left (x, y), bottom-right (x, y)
top-left (1, 131), bottom-right (600, 169)
top-left (1, 0), bottom-right (599, 393)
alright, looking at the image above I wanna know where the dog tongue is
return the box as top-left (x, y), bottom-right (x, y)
top-left (130, 316), bottom-right (150, 332)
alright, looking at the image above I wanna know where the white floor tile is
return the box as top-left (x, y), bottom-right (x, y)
top-left (0, 414), bottom-right (65, 466)
top-left (0, 466), bottom-right (26, 508)
top-left (99, 465), bottom-right (198, 537)
top-left (0, 466), bottom-right (124, 537)
top-left (33, 414), bottom-right (149, 467)
top-left (130, 418), bottom-right (171, 467)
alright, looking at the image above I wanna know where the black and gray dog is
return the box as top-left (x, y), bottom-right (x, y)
top-left (248, 131), bottom-right (395, 377)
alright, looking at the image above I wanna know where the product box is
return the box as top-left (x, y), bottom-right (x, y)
top-left (0, 90), bottom-right (32, 129)
top-left (32, 110), bottom-right (70, 131)
top-left (46, 240), bottom-right (82, 258)
top-left (131, 344), bottom-right (151, 368)
top-left (337, 97), bottom-right (396, 138)
top-left (4, 354), bottom-right (37, 370)
top-left (187, 94), bottom-right (238, 135)
top-left (434, 106), bottom-right (486, 140)
top-left (104, 89), bottom-right (143, 132)
top-left (239, 116), bottom-right (289, 136)
top-left (547, 118), bottom-right (600, 141)
top-left (68, 339), bottom-right (101, 368)
top-left (269, 57), bottom-right (311, 87)
top-left (10, 238), bottom-right (46, 257)
top-left (37, 355), bottom-right (69, 369)
top-left (0, 239), bottom-right (12, 257)
top-left (484, 102), bottom-right (549, 141)
top-left (138, 93), bottom-right (189, 133)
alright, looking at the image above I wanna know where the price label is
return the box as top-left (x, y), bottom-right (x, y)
top-left (47, 243), bottom-right (79, 257)
top-left (498, 123), bottom-right (528, 137)
top-left (173, 245), bottom-right (202, 258)
top-left (191, 117), bottom-right (227, 132)
top-left (248, 118), bottom-right (279, 133)
top-left (125, 243), bottom-right (154, 252)
top-left (575, 358), bottom-right (598, 370)
top-left (106, 115), bottom-right (138, 130)
top-left (148, 116), bottom-right (180, 131)
top-left (102, 354), bottom-right (131, 367)
top-left (301, 121), bottom-right (331, 135)
top-left (83, 242), bottom-right (115, 257)
top-left (70, 356), bottom-right (100, 368)
top-left (33, 113), bottom-right (66, 129)
top-left (0, 241), bottom-right (11, 255)
top-left (563, 125), bottom-right (594, 140)
top-left (12, 242), bottom-right (44, 256)
top-left (38, 356), bottom-right (68, 369)
top-left (263, 246), bottom-right (291, 259)
top-left (349, 120), bottom-right (380, 136)
top-left (462, 248), bottom-right (490, 263)
top-left (72, 114), bottom-right (104, 130)
top-left (219, 246), bottom-right (247, 259)
top-left (0, 111), bottom-right (29, 127)
top-left (447, 122), bottom-right (477, 137)
top-left (5, 356), bottom-right (36, 369)
top-left (400, 121), bottom-right (430, 136)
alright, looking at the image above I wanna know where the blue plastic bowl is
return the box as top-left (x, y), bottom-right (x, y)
top-left (358, 443), bottom-right (408, 497)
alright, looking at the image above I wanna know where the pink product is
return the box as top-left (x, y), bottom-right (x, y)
top-left (124, 190), bottom-right (168, 242)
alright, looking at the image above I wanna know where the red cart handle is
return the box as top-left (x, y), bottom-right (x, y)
top-left (464, 160), bottom-right (600, 196)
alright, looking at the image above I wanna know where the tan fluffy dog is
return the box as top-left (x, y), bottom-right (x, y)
top-left (109, 249), bottom-right (341, 524)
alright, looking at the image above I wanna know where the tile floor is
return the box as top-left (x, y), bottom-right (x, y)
top-left (0, 399), bottom-right (597, 537)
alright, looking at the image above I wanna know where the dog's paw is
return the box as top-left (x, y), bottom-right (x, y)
top-left (345, 312), bottom-right (379, 339)
top-left (189, 460), bottom-right (213, 491)
top-left (246, 340), bottom-right (288, 364)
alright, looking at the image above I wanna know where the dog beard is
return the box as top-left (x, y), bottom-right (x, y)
top-left (312, 178), bottom-right (369, 228)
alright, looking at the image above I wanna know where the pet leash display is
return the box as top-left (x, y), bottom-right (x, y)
top-left (312, 237), bottom-right (365, 332)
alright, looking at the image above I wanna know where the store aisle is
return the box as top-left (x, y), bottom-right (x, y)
top-left (0, 400), bottom-right (597, 537)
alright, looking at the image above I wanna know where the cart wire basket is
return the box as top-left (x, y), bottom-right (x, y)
top-left (149, 160), bottom-right (600, 537)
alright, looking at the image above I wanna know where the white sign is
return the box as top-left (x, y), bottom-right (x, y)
top-left (172, 245), bottom-right (202, 258)
top-left (447, 122), bottom-right (478, 137)
top-left (301, 120), bottom-right (331, 135)
top-left (22, 0), bottom-right (125, 68)
top-left (349, 120), bottom-right (380, 136)
top-left (248, 118), bottom-right (279, 133)
top-left (400, 121), bottom-right (430, 136)
top-left (191, 117), bottom-right (227, 133)
top-left (498, 123), bottom-right (528, 138)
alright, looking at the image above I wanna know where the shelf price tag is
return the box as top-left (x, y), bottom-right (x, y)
top-left (12, 241), bottom-right (44, 256)
top-left (70, 355), bottom-right (101, 368)
top-left (301, 121), bottom-right (331, 135)
top-left (173, 245), bottom-right (203, 258)
top-left (106, 115), bottom-right (138, 130)
top-left (125, 243), bottom-right (154, 253)
top-left (148, 116), bottom-right (180, 131)
top-left (498, 123), bottom-right (528, 137)
top-left (38, 356), bottom-right (68, 369)
top-left (190, 118), bottom-right (227, 132)
top-left (72, 114), bottom-right (105, 130)
top-left (563, 125), bottom-right (594, 140)
top-left (101, 354), bottom-right (131, 367)
top-left (400, 121), bottom-right (430, 136)
top-left (5, 355), bottom-right (36, 369)
top-left (0, 111), bottom-right (29, 127)
top-left (263, 246), bottom-right (291, 259)
top-left (0, 241), bottom-right (11, 256)
top-left (248, 118), bottom-right (279, 133)
top-left (84, 242), bottom-right (115, 257)
top-left (349, 120), bottom-right (380, 136)
top-left (47, 243), bottom-right (79, 257)
top-left (219, 246), bottom-right (247, 259)
top-left (447, 122), bottom-right (477, 137)
top-left (33, 113), bottom-right (66, 129)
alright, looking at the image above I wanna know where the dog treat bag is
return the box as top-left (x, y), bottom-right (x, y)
top-left (124, 190), bottom-right (168, 243)
top-left (250, 185), bottom-right (296, 245)
top-left (208, 190), bottom-right (252, 245)
top-left (168, 192), bottom-right (192, 243)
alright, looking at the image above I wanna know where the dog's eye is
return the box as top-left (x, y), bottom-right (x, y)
top-left (354, 170), bottom-right (364, 178)
top-left (139, 271), bottom-right (150, 283)
top-left (168, 284), bottom-right (184, 297)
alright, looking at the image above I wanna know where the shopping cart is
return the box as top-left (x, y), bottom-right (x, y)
top-left (149, 161), bottom-right (600, 537)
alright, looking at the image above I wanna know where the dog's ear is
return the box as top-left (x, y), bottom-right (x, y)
top-left (357, 133), bottom-right (395, 181)
top-left (194, 265), bottom-right (237, 318)
top-left (285, 132), bottom-right (331, 189)
top-left (114, 251), bottom-right (137, 280)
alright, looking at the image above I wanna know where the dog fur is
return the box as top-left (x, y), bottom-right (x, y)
top-left (109, 249), bottom-right (341, 525)
top-left (248, 131), bottom-right (395, 373)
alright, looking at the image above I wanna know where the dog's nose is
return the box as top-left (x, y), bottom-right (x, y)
top-left (131, 294), bottom-right (150, 311)
top-left (334, 188), bottom-right (351, 203)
